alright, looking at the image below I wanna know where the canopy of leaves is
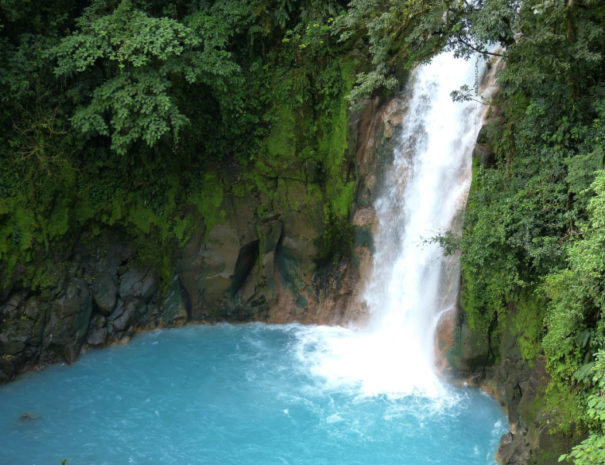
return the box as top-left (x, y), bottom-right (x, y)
top-left (53, 0), bottom-right (245, 154)
top-left (335, 0), bottom-right (450, 106)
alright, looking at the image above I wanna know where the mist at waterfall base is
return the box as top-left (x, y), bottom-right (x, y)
top-left (0, 52), bottom-right (507, 464)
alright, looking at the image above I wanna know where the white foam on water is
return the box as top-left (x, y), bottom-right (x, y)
top-left (296, 52), bottom-right (496, 400)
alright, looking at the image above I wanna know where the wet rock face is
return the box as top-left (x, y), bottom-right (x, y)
top-left (92, 272), bottom-right (117, 316)
top-left (86, 315), bottom-right (107, 346)
top-left (179, 222), bottom-right (240, 319)
top-left (440, 294), bottom-right (578, 465)
top-left (42, 279), bottom-right (93, 363)
top-left (496, 432), bottom-right (530, 465)
top-left (177, 215), bottom-right (286, 321)
top-left (161, 277), bottom-right (189, 327)
top-left (0, 294), bottom-right (47, 381)
top-left (0, 94), bottom-right (403, 383)
top-left (119, 268), bottom-right (157, 303)
top-left (0, 233), bottom-right (167, 380)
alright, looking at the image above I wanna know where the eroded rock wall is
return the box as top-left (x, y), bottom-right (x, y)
top-left (0, 95), bottom-right (407, 383)
top-left (440, 301), bottom-right (578, 465)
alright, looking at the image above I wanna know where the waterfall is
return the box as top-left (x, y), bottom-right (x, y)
top-left (298, 51), bottom-right (495, 398)
top-left (0, 51), bottom-right (509, 465)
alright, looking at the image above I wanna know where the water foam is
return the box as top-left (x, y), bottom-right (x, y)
top-left (295, 52), bottom-right (495, 399)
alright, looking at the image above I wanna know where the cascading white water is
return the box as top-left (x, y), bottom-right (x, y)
top-left (298, 51), bottom-right (494, 398)
top-left (0, 51), bottom-right (508, 465)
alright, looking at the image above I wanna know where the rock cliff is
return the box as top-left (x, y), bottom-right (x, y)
top-left (0, 95), bottom-right (407, 384)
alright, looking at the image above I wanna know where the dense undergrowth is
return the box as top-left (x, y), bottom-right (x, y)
top-left (1, 0), bottom-right (604, 462)
top-left (453, 1), bottom-right (605, 462)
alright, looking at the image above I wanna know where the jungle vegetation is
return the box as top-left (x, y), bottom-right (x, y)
top-left (1, 1), bottom-right (603, 462)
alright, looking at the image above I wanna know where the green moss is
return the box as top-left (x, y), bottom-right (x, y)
top-left (265, 104), bottom-right (296, 163)
top-left (315, 209), bottom-right (354, 266)
top-left (508, 292), bottom-right (545, 363)
top-left (128, 203), bottom-right (157, 235)
top-left (25, 260), bottom-right (67, 292)
top-left (319, 59), bottom-right (356, 219)
top-left (0, 10), bottom-right (366, 298)
top-left (543, 381), bottom-right (583, 435)
top-left (44, 199), bottom-right (70, 244)
top-left (190, 172), bottom-right (226, 239)
top-left (331, 181), bottom-right (355, 218)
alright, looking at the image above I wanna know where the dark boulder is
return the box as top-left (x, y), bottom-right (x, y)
top-left (87, 315), bottom-right (107, 346)
top-left (112, 300), bottom-right (139, 332)
top-left (119, 268), bottom-right (157, 303)
top-left (41, 279), bottom-right (92, 363)
top-left (92, 272), bottom-right (118, 315)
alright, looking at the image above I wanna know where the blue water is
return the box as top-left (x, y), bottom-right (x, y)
top-left (0, 324), bottom-right (506, 465)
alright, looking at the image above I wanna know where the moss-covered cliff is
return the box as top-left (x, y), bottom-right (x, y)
top-left (445, 100), bottom-right (605, 464)
top-left (1, 0), bottom-right (425, 382)
top-left (2, 1), bottom-right (604, 464)
top-left (0, 82), bottom-right (409, 384)
top-left (0, 0), bottom-right (368, 380)
top-left (437, 2), bottom-right (605, 462)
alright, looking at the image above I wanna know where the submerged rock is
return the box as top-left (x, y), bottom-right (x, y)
top-left (18, 412), bottom-right (40, 423)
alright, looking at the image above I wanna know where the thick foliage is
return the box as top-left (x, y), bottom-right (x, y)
top-left (53, 0), bottom-right (246, 154)
top-left (0, 0), bottom-right (371, 288)
top-left (559, 350), bottom-right (605, 465)
top-left (2, 1), bottom-right (604, 461)
top-left (544, 172), bottom-right (605, 382)
top-left (336, 0), bottom-right (450, 106)
top-left (452, 0), bottom-right (605, 460)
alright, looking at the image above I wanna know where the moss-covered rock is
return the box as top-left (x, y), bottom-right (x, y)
top-left (442, 134), bottom-right (586, 464)
top-left (0, 77), bottom-right (410, 385)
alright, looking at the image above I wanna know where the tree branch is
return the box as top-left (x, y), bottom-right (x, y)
top-left (456, 36), bottom-right (504, 57)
